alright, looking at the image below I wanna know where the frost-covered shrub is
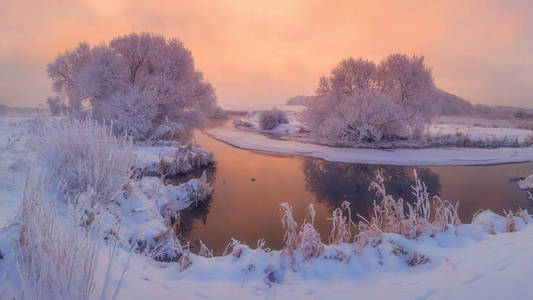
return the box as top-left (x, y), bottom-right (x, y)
top-left (233, 118), bottom-right (255, 128)
top-left (186, 171), bottom-right (213, 205)
top-left (151, 122), bottom-right (185, 141)
top-left (136, 172), bottom-right (213, 221)
top-left (136, 143), bottom-right (214, 177)
top-left (317, 91), bottom-right (411, 143)
top-left (259, 109), bottom-right (289, 130)
top-left (38, 119), bottom-right (136, 206)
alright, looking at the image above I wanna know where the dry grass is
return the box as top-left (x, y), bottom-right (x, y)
top-left (361, 170), bottom-right (460, 241)
top-left (13, 178), bottom-right (98, 300)
top-left (503, 210), bottom-right (517, 233)
top-left (198, 241), bottom-right (214, 258)
top-left (430, 129), bottom-right (533, 148)
top-left (280, 203), bottom-right (323, 260)
top-left (0, 175), bottom-right (129, 300)
top-left (279, 170), bottom-right (462, 265)
top-left (37, 118), bottom-right (136, 206)
top-left (328, 201), bottom-right (355, 245)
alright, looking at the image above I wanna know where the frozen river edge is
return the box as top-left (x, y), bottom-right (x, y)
top-left (206, 128), bottom-right (533, 166)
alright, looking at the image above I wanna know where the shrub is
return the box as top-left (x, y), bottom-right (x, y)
top-left (259, 109), bottom-right (289, 130)
top-left (153, 143), bottom-right (214, 177)
top-left (316, 90), bottom-right (411, 143)
top-left (37, 118), bottom-right (136, 206)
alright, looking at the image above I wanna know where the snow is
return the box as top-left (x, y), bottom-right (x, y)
top-left (428, 122), bottom-right (533, 145)
top-left (88, 212), bottom-right (533, 300)
top-left (2, 115), bottom-right (533, 299)
top-left (517, 174), bottom-right (533, 190)
top-left (207, 127), bottom-right (533, 166)
top-left (0, 117), bottom-right (35, 227)
top-left (0, 115), bottom-right (212, 253)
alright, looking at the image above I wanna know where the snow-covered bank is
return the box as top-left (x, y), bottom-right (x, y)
top-left (233, 112), bottom-right (533, 148)
top-left (134, 143), bottom-right (214, 177)
top-left (3, 115), bottom-right (533, 299)
top-left (207, 128), bottom-right (533, 166)
top-left (517, 174), bottom-right (533, 190)
top-left (111, 222), bottom-right (533, 300)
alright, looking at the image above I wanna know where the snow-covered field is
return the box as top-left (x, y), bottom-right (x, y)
top-left (2, 115), bottom-right (533, 299)
top-left (428, 121), bottom-right (533, 147)
top-left (100, 219), bottom-right (533, 300)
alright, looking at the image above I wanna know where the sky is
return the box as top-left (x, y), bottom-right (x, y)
top-left (1, 0), bottom-right (532, 109)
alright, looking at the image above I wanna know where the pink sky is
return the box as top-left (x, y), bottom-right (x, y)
top-left (1, 0), bottom-right (532, 108)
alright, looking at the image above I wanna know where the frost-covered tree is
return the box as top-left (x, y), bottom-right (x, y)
top-left (47, 42), bottom-right (92, 112)
top-left (305, 57), bottom-right (377, 130)
top-left (304, 54), bottom-right (438, 142)
top-left (324, 57), bottom-right (377, 98)
top-left (375, 54), bottom-right (437, 136)
top-left (47, 32), bottom-right (217, 140)
top-left (376, 54), bottom-right (435, 105)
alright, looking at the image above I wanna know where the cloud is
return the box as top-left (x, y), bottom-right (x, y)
top-left (1, 0), bottom-right (532, 108)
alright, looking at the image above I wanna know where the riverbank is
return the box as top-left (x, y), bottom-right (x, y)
top-left (207, 128), bottom-right (533, 166)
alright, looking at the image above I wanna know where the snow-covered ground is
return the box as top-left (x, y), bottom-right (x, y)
top-left (517, 174), bottom-right (533, 191)
top-left (207, 127), bottom-right (533, 166)
top-left (104, 218), bottom-right (533, 299)
top-left (2, 115), bottom-right (533, 299)
top-left (428, 122), bottom-right (533, 146)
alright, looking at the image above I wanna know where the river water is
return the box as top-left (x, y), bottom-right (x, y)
top-left (177, 124), bottom-right (533, 255)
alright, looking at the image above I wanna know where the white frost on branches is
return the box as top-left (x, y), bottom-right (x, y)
top-left (303, 55), bottom-right (437, 143)
top-left (46, 33), bottom-right (217, 141)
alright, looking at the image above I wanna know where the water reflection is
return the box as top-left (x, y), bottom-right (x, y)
top-left (172, 126), bottom-right (533, 255)
top-left (300, 159), bottom-right (441, 218)
top-left (164, 166), bottom-right (216, 250)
